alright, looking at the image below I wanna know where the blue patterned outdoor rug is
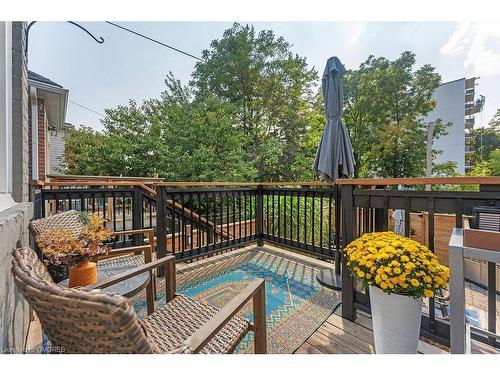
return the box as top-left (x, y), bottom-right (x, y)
top-left (131, 249), bottom-right (340, 354)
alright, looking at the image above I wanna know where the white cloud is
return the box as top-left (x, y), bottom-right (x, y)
top-left (441, 22), bottom-right (500, 77)
top-left (348, 23), bottom-right (367, 45)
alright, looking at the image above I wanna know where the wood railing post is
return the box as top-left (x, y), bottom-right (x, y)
top-left (132, 187), bottom-right (143, 246)
top-left (256, 187), bottom-right (264, 246)
top-left (341, 184), bottom-right (357, 321)
top-left (156, 186), bottom-right (168, 277)
top-left (253, 282), bottom-right (267, 354)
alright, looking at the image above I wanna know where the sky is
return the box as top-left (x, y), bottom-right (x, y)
top-left (27, 21), bottom-right (500, 130)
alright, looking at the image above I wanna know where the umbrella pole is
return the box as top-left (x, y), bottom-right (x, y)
top-left (316, 184), bottom-right (343, 291)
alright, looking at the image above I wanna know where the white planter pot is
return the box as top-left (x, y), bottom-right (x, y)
top-left (369, 285), bottom-right (423, 354)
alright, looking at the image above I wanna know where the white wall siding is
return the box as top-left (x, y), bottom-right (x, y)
top-left (48, 128), bottom-right (66, 173)
top-left (424, 79), bottom-right (466, 175)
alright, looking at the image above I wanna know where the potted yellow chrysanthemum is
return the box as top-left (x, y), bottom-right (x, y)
top-left (344, 231), bottom-right (449, 353)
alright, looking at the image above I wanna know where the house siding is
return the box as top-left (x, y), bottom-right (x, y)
top-left (48, 128), bottom-right (66, 174)
top-left (1, 21), bottom-right (31, 354)
top-left (0, 203), bottom-right (32, 353)
top-left (37, 99), bottom-right (46, 181)
top-left (10, 22), bottom-right (29, 202)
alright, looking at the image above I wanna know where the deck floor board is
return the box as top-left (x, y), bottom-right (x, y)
top-left (295, 307), bottom-right (448, 354)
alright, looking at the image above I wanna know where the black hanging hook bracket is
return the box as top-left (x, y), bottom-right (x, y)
top-left (25, 21), bottom-right (104, 55)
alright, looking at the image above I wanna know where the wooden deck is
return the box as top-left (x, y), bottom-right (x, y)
top-left (294, 308), bottom-right (448, 354)
top-left (24, 244), bottom-right (498, 354)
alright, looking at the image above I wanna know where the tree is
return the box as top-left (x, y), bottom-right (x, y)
top-left (469, 160), bottom-right (491, 177)
top-left (342, 52), bottom-right (447, 178)
top-left (61, 125), bottom-right (110, 175)
top-left (62, 74), bottom-right (256, 181)
top-left (472, 109), bottom-right (500, 162)
top-left (191, 23), bottom-right (321, 181)
top-left (490, 149), bottom-right (500, 176)
top-left (63, 25), bottom-right (450, 182)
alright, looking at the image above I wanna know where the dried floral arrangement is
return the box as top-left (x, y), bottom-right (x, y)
top-left (35, 212), bottom-right (115, 266)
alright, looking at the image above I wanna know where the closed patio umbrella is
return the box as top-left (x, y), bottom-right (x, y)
top-left (313, 56), bottom-right (355, 181)
top-left (314, 56), bottom-right (355, 291)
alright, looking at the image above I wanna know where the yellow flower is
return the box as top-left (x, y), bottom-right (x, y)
top-left (405, 262), bottom-right (415, 270)
top-left (434, 276), bottom-right (446, 286)
top-left (345, 232), bottom-right (448, 298)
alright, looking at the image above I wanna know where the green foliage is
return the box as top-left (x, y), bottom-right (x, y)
top-left (488, 150), bottom-right (500, 176)
top-left (469, 160), bottom-right (492, 177)
top-left (342, 52), bottom-right (446, 178)
top-left (472, 109), bottom-right (500, 162)
top-left (432, 160), bottom-right (459, 177)
top-left (263, 193), bottom-right (334, 247)
top-left (61, 125), bottom-right (109, 175)
top-left (63, 25), bottom-right (456, 183)
top-left (191, 23), bottom-right (322, 181)
top-left (63, 75), bottom-right (255, 181)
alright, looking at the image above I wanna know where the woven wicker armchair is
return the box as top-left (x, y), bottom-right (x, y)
top-left (12, 247), bottom-right (267, 354)
top-left (29, 210), bottom-right (157, 297)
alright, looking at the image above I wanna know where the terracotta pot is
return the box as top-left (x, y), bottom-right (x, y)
top-left (69, 260), bottom-right (97, 288)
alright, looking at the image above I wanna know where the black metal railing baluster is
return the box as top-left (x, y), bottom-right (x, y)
top-left (283, 191), bottom-right (287, 243)
top-left (232, 191), bottom-right (236, 246)
top-left (296, 191), bottom-right (300, 247)
top-left (244, 191), bottom-right (248, 240)
top-left (219, 192), bottom-right (223, 249)
top-left (428, 197), bottom-right (436, 333)
top-left (272, 192), bottom-right (275, 242)
top-left (311, 191), bottom-right (315, 251)
top-left (122, 196), bottom-right (126, 232)
top-left (189, 192), bottom-right (194, 258)
top-left (226, 191), bottom-right (230, 249)
top-left (277, 190), bottom-right (281, 242)
top-left (170, 193), bottom-right (176, 257)
top-left (112, 194), bottom-right (117, 232)
top-left (290, 191), bottom-right (293, 246)
top-left (266, 192), bottom-right (269, 236)
top-left (304, 191), bottom-right (308, 252)
top-left (328, 189), bottom-right (333, 257)
top-left (404, 197), bottom-right (411, 237)
top-left (238, 191), bottom-right (242, 243)
top-left (320, 193), bottom-right (324, 253)
top-left (249, 191), bottom-right (253, 238)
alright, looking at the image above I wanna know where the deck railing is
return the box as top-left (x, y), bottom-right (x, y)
top-left (33, 176), bottom-right (500, 349)
top-left (155, 186), bottom-right (260, 261)
top-left (339, 182), bottom-right (500, 347)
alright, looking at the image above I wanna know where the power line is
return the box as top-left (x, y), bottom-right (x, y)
top-left (68, 100), bottom-right (106, 117)
top-left (105, 21), bottom-right (203, 61)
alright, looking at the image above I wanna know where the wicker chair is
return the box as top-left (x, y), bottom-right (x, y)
top-left (12, 247), bottom-right (267, 354)
top-left (29, 210), bottom-right (157, 299)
